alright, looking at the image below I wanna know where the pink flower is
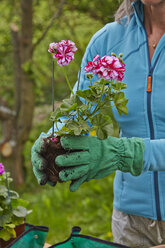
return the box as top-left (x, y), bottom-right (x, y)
top-left (97, 56), bottom-right (125, 81)
top-left (49, 40), bottom-right (78, 67)
top-left (48, 42), bottom-right (58, 53)
top-left (85, 55), bottom-right (125, 81)
top-left (51, 137), bottom-right (58, 142)
top-left (85, 55), bottom-right (100, 72)
top-left (0, 163), bottom-right (5, 175)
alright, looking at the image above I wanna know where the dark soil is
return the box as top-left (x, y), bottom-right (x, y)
top-left (40, 136), bottom-right (66, 183)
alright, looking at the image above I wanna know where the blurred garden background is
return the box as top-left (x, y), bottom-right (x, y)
top-left (0, 0), bottom-right (120, 244)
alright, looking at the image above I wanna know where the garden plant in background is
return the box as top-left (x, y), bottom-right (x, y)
top-left (0, 162), bottom-right (31, 246)
top-left (39, 40), bottom-right (128, 186)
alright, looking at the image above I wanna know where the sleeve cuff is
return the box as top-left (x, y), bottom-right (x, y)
top-left (142, 138), bottom-right (151, 171)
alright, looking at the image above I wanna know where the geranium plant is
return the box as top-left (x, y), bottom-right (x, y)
top-left (48, 40), bottom-right (128, 139)
top-left (0, 163), bottom-right (31, 242)
top-left (40, 40), bottom-right (128, 184)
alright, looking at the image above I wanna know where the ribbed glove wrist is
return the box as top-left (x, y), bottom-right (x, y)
top-left (117, 137), bottom-right (145, 176)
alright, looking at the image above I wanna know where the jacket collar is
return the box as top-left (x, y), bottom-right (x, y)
top-left (132, 0), bottom-right (144, 27)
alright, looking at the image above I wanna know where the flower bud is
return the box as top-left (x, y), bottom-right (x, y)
top-left (86, 73), bottom-right (94, 79)
top-left (111, 52), bottom-right (116, 57)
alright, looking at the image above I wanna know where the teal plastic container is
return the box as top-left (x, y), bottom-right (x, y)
top-left (50, 226), bottom-right (130, 248)
top-left (6, 223), bottom-right (48, 248)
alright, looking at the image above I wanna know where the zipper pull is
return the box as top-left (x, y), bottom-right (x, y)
top-left (147, 75), bottom-right (152, 92)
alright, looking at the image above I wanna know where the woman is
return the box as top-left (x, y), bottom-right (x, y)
top-left (112, 1), bottom-right (165, 247)
top-left (31, 0), bottom-right (165, 247)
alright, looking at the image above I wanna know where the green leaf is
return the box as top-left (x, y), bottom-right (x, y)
top-left (0, 224), bottom-right (16, 241)
top-left (0, 186), bottom-right (8, 198)
top-left (66, 120), bottom-right (81, 136)
top-left (12, 206), bottom-right (28, 218)
top-left (0, 212), bottom-right (12, 226)
top-left (116, 100), bottom-right (128, 116)
top-left (80, 104), bottom-right (90, 112)
top-left (61, 102), bottom-right (77, 112)
top-left (11, 215), bottom-right (24, 226)
top-left (6, 223), bottom-right (15, 228)
top-left (0, 229), bottom-right (13, 241)
top-left (55, 125), bottom-right (72, 136)
top-left (78, 119), bottom-right (90, 132)
top-left (9, 190), bottom-right (19, 199)
top-left (4, 197), bottom-right (11, 205)
top-left (11, 198), bottom-right (30, 209)
top-left (99, 102), bottom-right (119, 137)
top-left (60, 95), bottom-right (81, 113)
top-left (114, 92), bottom-right (124, 104)
top-left (114, 92), bottom-right (128, 116)
top-left (91, 113), bottom-right (113, 139)
top-left (77, 88), bottom-right (99, 103)
top-left (66, 119), bottom-right (90, 136)
top-left (76, 89), bottom-right (92, 98)
top-left (112, 82), bottom-right (127, 91)
top-left (50, 107), bottom-right (65, 121)
top-left (96, 128), bottom-right (107, 140)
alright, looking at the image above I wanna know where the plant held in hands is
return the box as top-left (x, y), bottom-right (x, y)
top-left (0, 163), bottom-right (31, 245)
top-left (41, 40), bottom-right (128, 184)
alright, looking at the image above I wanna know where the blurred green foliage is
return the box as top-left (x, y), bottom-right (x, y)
top-left (23, 176), bottom-right (114, 244)
top-left (0, 0), bottom-right (120, 105)
top-left (0, 0), bottom-right (120, 243)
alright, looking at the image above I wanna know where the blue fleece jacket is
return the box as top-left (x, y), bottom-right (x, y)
top-left (47, 0), bottom-right (165, 220)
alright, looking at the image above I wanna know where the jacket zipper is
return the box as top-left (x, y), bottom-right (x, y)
top-left (147, 72), bottom-right (161, 221)
top-left (145, 29), bottom-right (162, 220)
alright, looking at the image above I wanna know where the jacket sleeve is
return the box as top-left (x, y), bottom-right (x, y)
top-left (143, 138), bottom-right (165, 171)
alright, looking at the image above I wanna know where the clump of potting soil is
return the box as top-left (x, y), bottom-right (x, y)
top-left (40, 136), bottom-right (66, 183)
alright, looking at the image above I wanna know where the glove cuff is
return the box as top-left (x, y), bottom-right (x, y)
top-left (118, 137), bottom-right (145, 176)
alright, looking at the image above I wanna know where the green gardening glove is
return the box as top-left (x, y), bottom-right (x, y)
top-left (31, 134), bottom-right (56, 186)
top-left (56, 135), bottom-right (145, 192)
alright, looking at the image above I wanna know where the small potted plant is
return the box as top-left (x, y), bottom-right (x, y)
top-left (40, 40), bottom-right (128, 185)
top-left (0, 162), bottom-right (32, 247)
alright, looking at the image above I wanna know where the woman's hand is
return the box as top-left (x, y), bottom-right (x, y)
top-left (56, 135), bottom-right (145, 191)
top-left (31, 134), bottom-right (55, 186)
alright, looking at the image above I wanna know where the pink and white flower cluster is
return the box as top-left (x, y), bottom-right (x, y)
top-left (85, 55), bottom-right (125, 81)
top-left (0, 163), bottom-right (5, 176)
top-left (48, 40), bottom-right (78, 67)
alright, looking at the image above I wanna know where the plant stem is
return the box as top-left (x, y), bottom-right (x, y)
top-left (62, 67), bottom-right (74, 95)
top-left (90, 78), bottom-right (93, 86)
top-left (100, 81), bottom-right (105, 98)
top-left (5, 172), bottom-right (12, 211)
top-left (85, 82), bottom-right (106, 120)
top-left (86, 98), bottom-right (114, 123)
top-left (56, 122), bottom-right (59, 132)
top-left (52, 60), bottom-right (55, 137)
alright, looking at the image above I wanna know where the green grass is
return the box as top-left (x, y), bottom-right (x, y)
top-left (22, 175), bottom-right (114, 245)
